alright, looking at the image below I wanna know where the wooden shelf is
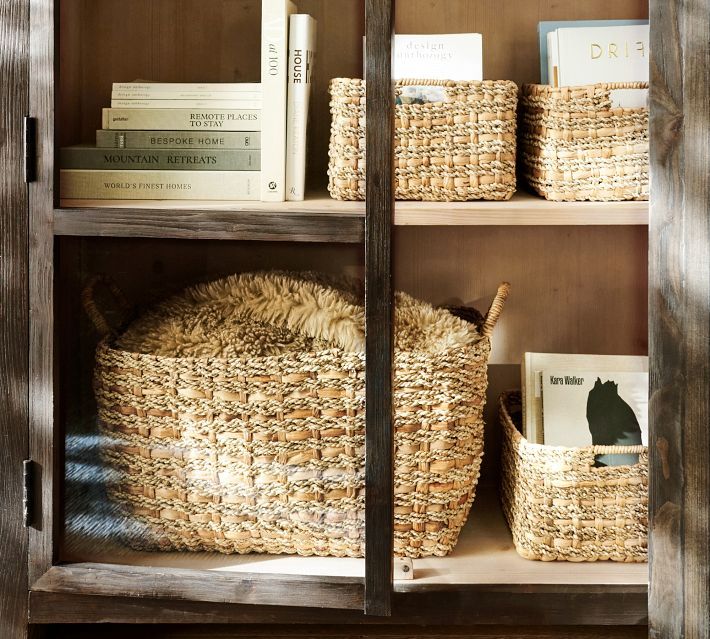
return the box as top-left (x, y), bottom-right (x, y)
top-left (395, 192), bottom-right (649, 226)
top-left (61, 488), bottom-right (647, 588)
top-left (55, 194), bottom-right (365, 243)
top-left (55, 192), bottom-right (648, 242)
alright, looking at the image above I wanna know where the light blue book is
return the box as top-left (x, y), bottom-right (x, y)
top-left (539, 19), bottom-right (648, 84)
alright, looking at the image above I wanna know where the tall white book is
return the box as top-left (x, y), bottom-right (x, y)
top-left (285, 14), bottom-right (317, 202)
top-left (261, 0), bottom-right (297, 201)
top-left (547, 24), bottom-right (649, 107)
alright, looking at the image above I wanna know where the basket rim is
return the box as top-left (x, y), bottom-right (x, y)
top-left (330, 77), bottom-right (519, 90)
top-left (499, 389), bottom-right (648, 458)
top-left (96, 334), bottom-right (491, 367)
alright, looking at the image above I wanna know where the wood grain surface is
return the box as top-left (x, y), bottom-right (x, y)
top-left (29, 0), bottom-right (58, 589)
top-left (365, 0), bottom-right (395, 618)
top-left (649, 0), bottom-right (710, 636)
top-left (44, 623), bottom-right (649, 639)
top-left (0, 0), bottom-right (29, 637)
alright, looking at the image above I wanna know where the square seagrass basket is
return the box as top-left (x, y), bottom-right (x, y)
top-left (499, 391), bottom-right (648, 562)
top-left (82, 274), bottom-right (510, 559)
top-left (328, 78), bottom-right (518, 201)
top-left (519, 82), bottom-right (649, 201)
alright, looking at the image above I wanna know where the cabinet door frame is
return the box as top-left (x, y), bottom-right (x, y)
top-left (648, 0), bottom-right (710, 636)
top-left (0, 0), bottom-right (30, 638)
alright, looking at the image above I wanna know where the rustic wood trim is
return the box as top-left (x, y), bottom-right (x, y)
top-left (53, 208), bottom-right (365, 243)
top-left (28, 0), bottom-right (57, 587)
top-left (648, 0), bottom-right (710, 636)
top-left (364, 0), bottom-right (395, 619)
top-left (0, 0), bottom-right (29, 636)
top-left (39, 623), bottom-right (651, 639)
top-left (31, 564), bottom-right (364, 610)
top-left (28, 585), bottom-right (648, 626)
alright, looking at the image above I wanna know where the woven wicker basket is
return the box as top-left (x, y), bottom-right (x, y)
top-left (519, 83), bottom-right (649, 201)
top-left (499, 391), bottom-right (648, 562)
top-left (83, 273), bottom-right (510, 558)
top-left (328, 78), bottom-right (518, 201)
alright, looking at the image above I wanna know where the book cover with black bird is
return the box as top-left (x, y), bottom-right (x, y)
top-left (541, 370), bottom-right (648, 466)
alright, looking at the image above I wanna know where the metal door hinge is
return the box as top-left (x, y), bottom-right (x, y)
top-left (24, 116), bottom-right (37, 183)
top-left (23, 459), bottom-right (34, 527)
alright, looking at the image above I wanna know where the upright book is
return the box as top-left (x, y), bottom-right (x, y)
top-left (521, 352), bottom-right (648, 444)
top-left (261, 0), bottom-right (297, 201)
top-left (541, 370), bottom-right (648, 466)
top-left (546, 24), bottom-right (649, 107)
top-left (364, 34), bottom-right (483, 81)
top-left (538, 20), bottom-right (649, 84)
top-left (285, 14), bottom-right (316, 202)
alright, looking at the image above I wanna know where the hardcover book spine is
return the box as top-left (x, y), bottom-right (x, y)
top-left (261, 0), bottom-right (297, 201)
top-left (102, 108), bottom-right (261, 131)
top-left (110, 98), bottom-right (263, 109)
top-left (112, 90), bottom-right (263, 100)
top-left (60, 147), bottom-right (260, 171)
top-left (60, 170), bottom-right (260, 200)
top-left (95, 130), bottom-right (261, 150)
top-left (285, 14), bottom-right (317, 202)
top-left (112, 82), bottom-right (262, 93)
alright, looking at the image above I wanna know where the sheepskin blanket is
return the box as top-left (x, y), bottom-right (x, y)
top-left (116, 271), bottom-right (483, 359)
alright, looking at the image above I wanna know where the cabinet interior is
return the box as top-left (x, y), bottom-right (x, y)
top-left (52, 0), bottom-right (650, 598)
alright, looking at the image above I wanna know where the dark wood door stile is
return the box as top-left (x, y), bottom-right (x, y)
top-left (364, 0), bottom-right (395, 618)
top-left (648, 0), bottom-right (710, 636)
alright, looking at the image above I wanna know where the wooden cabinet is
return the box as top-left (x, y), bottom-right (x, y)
top-left (0, 0), bottom-right (708, 636)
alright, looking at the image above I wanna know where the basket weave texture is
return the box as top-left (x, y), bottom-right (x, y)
top-left (328, 78), bottom-right (518, 201)
top-left (520, 83), bottom-right (649, 201)
top-left (499, 391), bottom-right (648, 562)
top-left (85, 273), bottom-right (510, 558)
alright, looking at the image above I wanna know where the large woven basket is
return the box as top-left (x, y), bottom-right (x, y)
top-left (519, 83), bottom-right (649, 201)
top-left (499, 391), bottom-right (648, 562)
top-left (328, 78), bottom-right (518, 201)
top-left (83, 273), bottom-right (510, 558)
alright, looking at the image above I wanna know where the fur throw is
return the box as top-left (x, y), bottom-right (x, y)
top-left (116, 271), bottom-right (483, 359)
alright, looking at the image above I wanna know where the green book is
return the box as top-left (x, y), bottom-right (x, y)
top-left (96, 130), bottom-right (260, 149)
top-left (61, 146), bottom-right (260, 171)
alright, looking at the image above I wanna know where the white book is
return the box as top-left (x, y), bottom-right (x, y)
top-left (61, 170), bottom-right (259, 200)
top-left (285, 14), bottom-right (316, 202)
top-left (541, 370), bottom-right (648, 466)
top-left (364, 34), bottom-right (483, 81)
top-left (521, 352), bottom-right (648, 444)
top-left (261, 0), bottom-right (297, 201)
top-left (112, 82), bottom-right (261, 93)
top-left (553, 24), bottom-right (649, 107)
top-left (110, 99), bottom-right (262, 109)
top-left (101, 108), bottom-right (261, 131)
top-left (112, 90), bottom-right (262, 100)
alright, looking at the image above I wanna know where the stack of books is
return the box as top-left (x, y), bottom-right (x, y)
top-left (60, 1), bottom-right (316, 202)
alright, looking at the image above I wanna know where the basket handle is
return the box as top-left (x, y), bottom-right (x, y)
top-left (81, 275), bottom-right (131, 338)
top-left (481, 282), bottom-right (510, 338)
